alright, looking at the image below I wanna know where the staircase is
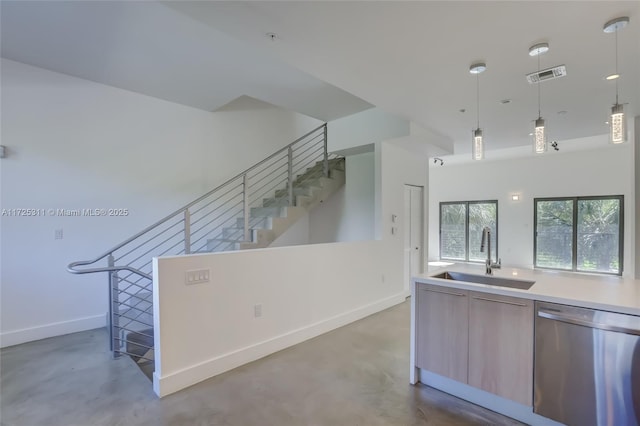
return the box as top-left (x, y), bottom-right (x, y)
top-left (207, 158), bottom-right (345, 251)
top-left (67, 124), bottom-right (344, 379)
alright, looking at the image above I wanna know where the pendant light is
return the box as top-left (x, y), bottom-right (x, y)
top-left (470, 62), bottom-right (486, 160)
top-left (529, 43), bottom-right (549, 153)
top-left (603, 17), bottom-right (629, 144)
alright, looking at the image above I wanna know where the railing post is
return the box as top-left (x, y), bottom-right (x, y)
top-left (107, 254), bottom-right (121, 359)
top-left (243, 174), bottom-right (250, 242)
top-left (184, 208), bottom-right (191, 254)
top-left (288, 147), bottom-right (294, 207)
top-left (323, 124), bottom-right (329, 177)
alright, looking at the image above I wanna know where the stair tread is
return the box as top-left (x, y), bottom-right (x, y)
top-left (209, 237), bottom-right (249, 243)
top-left (125, 328), bottom-right (155, 369)
top-left (205, 156), bottom-right (344, 253)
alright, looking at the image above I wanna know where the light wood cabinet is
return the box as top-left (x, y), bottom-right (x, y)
top-left (468, 291), bottom-right (534, 406)
top-left (416, 284), bottom-right (469, 383)
top-left (415, 283), bottom-right (534, 407)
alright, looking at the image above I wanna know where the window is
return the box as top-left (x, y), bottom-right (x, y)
top-left (440, 201), bottom-right (497, 262)
top-left (534, 196), bottom-right (623, 275)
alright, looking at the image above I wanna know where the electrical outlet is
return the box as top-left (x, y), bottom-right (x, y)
top-left (254, 304), bottom-right (262, 318)
top-left (54, 228), bottom-right (63, 240)
top-left (185, 268), bottom-right (210, 285)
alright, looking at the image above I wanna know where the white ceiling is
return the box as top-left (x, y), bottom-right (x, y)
top-left (0, 1), bottom-right (372, 121)
top-left (3, 1), bottom-right (639, 156)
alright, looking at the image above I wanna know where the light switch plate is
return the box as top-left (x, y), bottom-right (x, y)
top-left (185, 268), bottom-right (210, 285)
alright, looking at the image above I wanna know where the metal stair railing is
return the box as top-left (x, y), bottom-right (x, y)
top-left (67, 123), bottom-right (339, 360)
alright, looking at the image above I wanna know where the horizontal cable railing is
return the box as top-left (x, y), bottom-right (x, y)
top-left (67, 123), bottom-right (340, 364)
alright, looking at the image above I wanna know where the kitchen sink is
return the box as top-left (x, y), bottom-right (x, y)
top-left (432, 271), bottom-right (535, 290)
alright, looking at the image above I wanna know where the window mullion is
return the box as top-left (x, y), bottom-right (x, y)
top-left (465, 202), bottom-right (470, 262)
top-left (495, 201), bottom-right (499, 261)
top-left (572, 197), bottom-right (578, 272)
top-left (533, 201), bottom-right (538, 267)
top-left (618, 196), bottom-right (624, 274)
top-left (439, 204), bottom-right (443, 260)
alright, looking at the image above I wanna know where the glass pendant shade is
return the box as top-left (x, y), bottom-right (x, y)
top-left (469, 62), bottom-right (486, 161)
top-left (472, 128), bottom-right (484, 160)
top-left (603, 17), bottom-right (629, 145)
top-left (610, 103), bottom-right (626, 144)
top-left (534, 118), bottom-right (547, 153)
top-left (529, 43), bottom-right (549, 155)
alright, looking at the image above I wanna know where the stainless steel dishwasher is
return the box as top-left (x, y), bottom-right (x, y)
top-left (534, 301), bottom-right (640, 426)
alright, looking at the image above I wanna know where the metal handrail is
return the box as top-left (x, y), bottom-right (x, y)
top-left (67, 123), bottom-right (327, 273)
top-left (69, 264), bottom-right (152, 280)
top-left (67, 123), bottom-right (336, 366)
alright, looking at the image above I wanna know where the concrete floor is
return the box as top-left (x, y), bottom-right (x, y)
top-left (1, 299), bottom-right (523, 426)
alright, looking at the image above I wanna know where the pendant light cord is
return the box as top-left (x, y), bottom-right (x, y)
top-left (537, 54), bottom-right (541, 118)
top-left (615, 28), bottom-right (619, 105)
top-left (476, 73), bottom-right (480, 129)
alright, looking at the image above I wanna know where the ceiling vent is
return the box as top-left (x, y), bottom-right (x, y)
top-left (526, 65), bottom-right (567, 84)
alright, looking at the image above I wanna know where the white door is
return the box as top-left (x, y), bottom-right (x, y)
top-left (404, 185), bottom-right (424, 293)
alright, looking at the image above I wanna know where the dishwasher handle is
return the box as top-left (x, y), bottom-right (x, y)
top-left (538, 309), bottom-right (640, 336)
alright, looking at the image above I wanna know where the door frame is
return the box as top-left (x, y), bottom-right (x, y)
top-left (404, 184), bottom-right (425, 293)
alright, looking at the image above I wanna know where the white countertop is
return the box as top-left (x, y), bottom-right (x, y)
top-left (413, 263), bottom-right (640, 316)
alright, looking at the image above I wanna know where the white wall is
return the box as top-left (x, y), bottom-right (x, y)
top-left (153, 240), bottom-right (404, 397)
top-left (429, 144), bottom-right (634, 277)
top-left (0, 59), bottom-right (321, 347)
top-left (152, 137), bottom-right (429, 396)
top-left (327, 108), bottom-right (409, 152)
top-left (271, 107), bottom-right (413, 247)
top-left (269, 152), bottom-right (376, 247)
top-left (309, 152), bottom-right (375, 243)
top-left (377, 142), bottom-right (430, 281)
top-left (268, 214), bottom-right (310, 248)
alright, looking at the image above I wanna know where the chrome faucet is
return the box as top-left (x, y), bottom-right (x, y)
top-left (480, 226), bottom-right (501, 275)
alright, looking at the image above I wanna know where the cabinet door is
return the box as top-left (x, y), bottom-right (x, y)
top-left (468, 291), bottom-right (534, 406)
top-left (416, 284), bottom-right (469, 383)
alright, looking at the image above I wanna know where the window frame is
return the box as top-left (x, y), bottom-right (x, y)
top-left (533, 195), bottom-right (624, 276)
top-left (439, 200), bottom-right (498, 263)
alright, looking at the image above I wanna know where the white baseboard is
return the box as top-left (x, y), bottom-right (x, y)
top-left (153, 292), bottom-right (407, 397)
top-left (0, 314), bottom-right (106, 348)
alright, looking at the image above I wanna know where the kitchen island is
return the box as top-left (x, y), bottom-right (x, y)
top-left (411, 264), bottom-right (640, 426)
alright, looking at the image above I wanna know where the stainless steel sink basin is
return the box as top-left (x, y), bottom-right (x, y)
top-left (432, 271), bottom-right (535, 290)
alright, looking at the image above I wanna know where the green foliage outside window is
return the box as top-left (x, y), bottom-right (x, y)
top-left (535, 196), bottom-right (622, 275)
top-left (441, 201), bottom-right (497, 262)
